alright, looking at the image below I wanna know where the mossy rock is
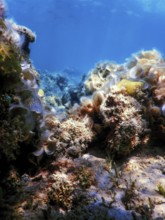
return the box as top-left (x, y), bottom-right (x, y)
top-left (0, 42), bottom-right (21, 75)
top-left (0, 41), bottom-right (22, 90)
top-left (0, 18), bottom-right (6, 31)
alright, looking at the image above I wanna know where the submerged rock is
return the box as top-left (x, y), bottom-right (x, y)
top-left (1, 0), bottom-right (165, 219)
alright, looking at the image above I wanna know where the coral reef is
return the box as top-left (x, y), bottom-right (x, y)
top-left (1, 0), bottom-right (165, 219)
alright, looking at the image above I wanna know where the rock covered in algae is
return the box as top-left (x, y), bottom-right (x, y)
top-left (84, 61), bottom-right (125, 94)
top-left (33, 115), bottom-right (95, 158)
top-left (0, 2), bottom-right (42, 163)
top-left (126, 50), bottom-right (165, 141)
top-left (0, 3), bottom-right (49, 218)
top-left (82, 49), bottom-right (165, 146)
top-left (100, 87), bottom-right (146, 156)
top-left (1, 0), bottom-right (165, 218)
top-left (0, 21), bottom-right (22, 90)
top-left (0, 41), bottom-right (21, 75)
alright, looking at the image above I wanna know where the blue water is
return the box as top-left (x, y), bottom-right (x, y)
top-left (5, 0), bottom-right (165, 75)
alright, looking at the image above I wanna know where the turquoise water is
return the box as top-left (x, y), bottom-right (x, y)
top-left (6, 0), bottom-right (165, 75)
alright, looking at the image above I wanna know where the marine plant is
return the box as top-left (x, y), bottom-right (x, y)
top-left (48, 178), bottom-right (74, 210)
top-left (122, 178), bottom-right (138, 210)
top-left (0, 41), bottom-right (21, 75)
top-left (156, 183), bottom-right (165, 198)
top-left (117, 78), bottom-right (144, 95)
top-left (75, 166), bottom-right (95, 189)
top-left (0, 40), bottom-right (22, 91)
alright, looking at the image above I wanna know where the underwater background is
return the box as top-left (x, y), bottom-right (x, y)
top-left (5, 0), bottom-right (165, 76)
top-left (2, 0), bottom-right (165, 218)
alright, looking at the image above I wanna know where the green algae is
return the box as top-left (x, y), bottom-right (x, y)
top-left (157, 184), bottom-right (165, 198)
top-left (117, 79), bottom-right (144, 95)
top-left (0, 42), bottom-right (21, 75)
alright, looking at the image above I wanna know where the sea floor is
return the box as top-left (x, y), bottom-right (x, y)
top-left (5, 144), bottom-right (165, 220)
